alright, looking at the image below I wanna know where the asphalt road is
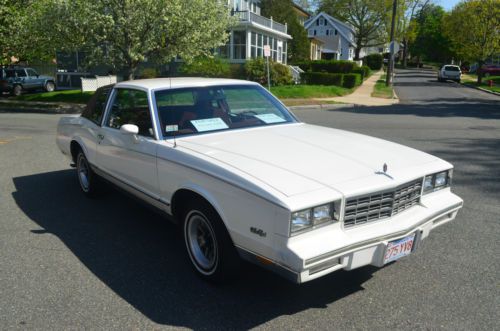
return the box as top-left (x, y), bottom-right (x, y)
top-left (1, 69), bottom-right (499, 330)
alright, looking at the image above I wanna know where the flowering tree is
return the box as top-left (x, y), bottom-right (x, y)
top-left (28, 0), bottom-right (235, 80)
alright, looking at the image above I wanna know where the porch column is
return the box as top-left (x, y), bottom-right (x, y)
top-left (230, 30), bottom-right (234, 61)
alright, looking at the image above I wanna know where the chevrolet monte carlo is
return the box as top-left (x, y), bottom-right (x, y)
top-left (56, 78), bottom-right (463, 283)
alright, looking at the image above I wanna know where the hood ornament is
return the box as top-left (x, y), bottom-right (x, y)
top-left (376, 163), bottom-right (393, 179)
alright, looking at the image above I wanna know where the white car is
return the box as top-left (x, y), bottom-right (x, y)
top-left (438, 65), bottom-right (462, 82)
top-left (56, 78), bottom-right (463, 283)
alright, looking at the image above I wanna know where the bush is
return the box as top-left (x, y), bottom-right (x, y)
top-left (342, 73), bottom-right (362, 88)
top-left (364, 54), bottom-right (383, 70)
top-left (245, 57), bottom-right (267, 84)
top-left (272, 62), bottom-right (293, 86)
top-left (361, 65), bottom-right (371, 78)
top-left (180, 57), bottom-right (230, 78)
top-left (296, 60), bottom-right (358, 73)
top-left (351, 68), bottom-right (365, 80)
top-left (229, 64), bottom-right (245, 79)
top-left (301, 72), bottom-right (343, 86)
top-left (245, 58), bottom-right (293, 86)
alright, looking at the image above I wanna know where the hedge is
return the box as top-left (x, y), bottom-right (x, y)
top-left (296, 60), bottom-right (358, 73)
top-left (364, 53), bottom-right (383, 70)
top-left (342, 73), bottom-right (362, 88)
top-left (180, 57), bottom-right (230, 78)
top-left (301, 72), bottom-right (343, 86)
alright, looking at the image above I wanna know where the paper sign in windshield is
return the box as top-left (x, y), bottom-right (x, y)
top-left (190, 118), bottom-right (229, 132)
top-left (165, 125), bottom-right (178, 132)
top-left (255, 113), bottom-right (286, 124)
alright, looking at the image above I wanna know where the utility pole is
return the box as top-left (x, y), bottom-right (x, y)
top-left (386, 0), bottom-right (398, 86)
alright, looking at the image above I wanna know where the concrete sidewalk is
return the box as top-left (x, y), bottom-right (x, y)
top-left (314, 70), bottom-right (399, 106)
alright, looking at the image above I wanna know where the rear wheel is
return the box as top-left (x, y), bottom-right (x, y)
top-left (11, 85), bottom-right (22, 96)
top-left (44, 81), bottom-right (55, 92)
top-left (182, 199), bottom-right (240, 283)
top-left (76, 150), bottom-right (101, 198)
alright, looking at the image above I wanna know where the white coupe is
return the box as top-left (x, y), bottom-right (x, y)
top-left (57, 78), bottom-right (463, 283)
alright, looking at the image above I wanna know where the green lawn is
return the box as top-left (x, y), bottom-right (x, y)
top-left (270, 85), bottom-right (352, 99)
top-left (371, 75), bottom-right (394, 99)
top-left (12, 90), bottom-right (94, 104)
top-left (462, 73), bottom-right (500, 93)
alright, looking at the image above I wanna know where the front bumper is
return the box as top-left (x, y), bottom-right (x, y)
top-left (268, 189), bottom-right (463, 283)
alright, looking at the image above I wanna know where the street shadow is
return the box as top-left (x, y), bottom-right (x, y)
top-left (418, 137), bottom-right (500, 196)
top-left (332, 100), bottom-right (500, 119)
top-left (12, 170), bottom-right (375, 329)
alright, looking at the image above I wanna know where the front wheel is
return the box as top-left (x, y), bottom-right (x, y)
top-left (45, 81), bottom-right (55, 92)
top-left (182, 200), bottom-right (240, 283)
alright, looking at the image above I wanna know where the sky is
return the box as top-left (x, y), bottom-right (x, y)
top-left (437, 0), bottom-right (462, 11)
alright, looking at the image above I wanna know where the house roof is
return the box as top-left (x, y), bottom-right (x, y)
top-left (304, 12), bottom-right (356, 47)
top-left (292, 3), bottom-right (311, 17)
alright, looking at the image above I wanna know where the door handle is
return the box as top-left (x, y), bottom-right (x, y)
top-left (97, 134), bottom-right (105, 140)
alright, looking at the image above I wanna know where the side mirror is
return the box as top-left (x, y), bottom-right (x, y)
top-left (120, 124), bottom-right (139, 135)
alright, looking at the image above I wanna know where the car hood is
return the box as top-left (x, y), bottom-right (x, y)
top-left (178, 123), bottom-right (441, 197)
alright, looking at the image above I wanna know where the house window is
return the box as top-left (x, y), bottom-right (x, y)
top-left (324, 19), bottom-right (327, 26)
top-left (316, 19), bottom-right (319, 26)
top-left (314, 30), bottom-right (316, 36)
top-left (335, 29), bottom-right (338, 35)
top-left (319, 18), bottom-right (324, 26)
top-left (326, 30), bottom-right (329, 36)
top-left (232, 30), bottom-right (246, 60)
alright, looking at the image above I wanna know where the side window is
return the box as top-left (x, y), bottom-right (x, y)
top-left (16, 69), bottom-right (27, 77)
top-left (27, 69), bottom-right (38, 77)
top-left (106, 89), bottom-right (154, 137)
top-left (81, 86), bottom-right (111, 125)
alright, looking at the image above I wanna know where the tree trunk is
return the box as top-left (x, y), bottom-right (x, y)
top-left (354, 46), bottom-right (362, 61)
top-left (477, 60), bottom-right (484, 85)
top-left (402, 37), bottom-right (408, 68)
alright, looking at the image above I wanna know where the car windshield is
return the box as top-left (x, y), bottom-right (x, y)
top-left (444, 66), bottom-right (460, 71)
top-left (155, 85), bottom-right (296, 137)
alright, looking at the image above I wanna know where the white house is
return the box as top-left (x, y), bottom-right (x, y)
top-left (218, 0), bottom-right (292, 64)
top-left (304, 12), bottom-right (357, 61)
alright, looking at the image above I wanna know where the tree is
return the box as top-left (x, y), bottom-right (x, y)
top-left (29, 0), bottom-right (235, 80)
top-left (397, 0), bottom-right (430, 67)
top-left (409, 4), bottom-right (454, 65)
top-left (443, 0), bottom-right (500, 83)
top-left (318, 0), bottom-right (389, 60)
top-left (261, 0), bottom-right (310, 62)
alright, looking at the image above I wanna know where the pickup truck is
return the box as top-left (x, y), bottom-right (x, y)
top-left (56, 78), bottom-right (463, 283)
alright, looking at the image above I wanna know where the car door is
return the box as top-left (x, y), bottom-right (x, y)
top-left (26, 69), bottom-right (41, 90)
top-left (96, 87), bottom-right (159, 199)
top-left (15, 69), bottom-right (29, 88)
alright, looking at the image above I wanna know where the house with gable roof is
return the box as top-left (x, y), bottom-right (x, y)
top-left (304, 12), bottom-right (357, 61)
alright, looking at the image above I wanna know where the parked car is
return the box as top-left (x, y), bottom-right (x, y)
top-left (56, 78), bottom-right (463, 284)
top-left (0, 65), bottom-right (56, 96)
top-left (478, 64), bottom-right (500, 77)
top-left (437, 64), bottom-right (461, 82)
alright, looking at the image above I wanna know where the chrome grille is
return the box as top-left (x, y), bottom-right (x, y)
top-left (344, 178), bottom-right (423, 228)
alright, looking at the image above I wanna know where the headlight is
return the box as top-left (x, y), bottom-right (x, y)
top-left (423, 170), bottom-right (452, 194)
top-left (291, 202), bottom-right (339, 235)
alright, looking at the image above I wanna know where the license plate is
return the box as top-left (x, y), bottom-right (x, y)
top-left (383, 233), bottom-right (415, 264)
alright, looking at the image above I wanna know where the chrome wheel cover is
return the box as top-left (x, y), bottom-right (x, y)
top-left (77, 155), bottom-right (90, 192)
top-left (185, 211), bottom-right (218, 274)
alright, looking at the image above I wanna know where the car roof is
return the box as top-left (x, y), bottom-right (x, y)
top-left (115, 77), bottom-right (260, 91)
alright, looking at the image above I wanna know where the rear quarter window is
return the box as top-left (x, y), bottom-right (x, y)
top-left (81, 86), bottom-right (112, 125)
top-left (444, 66), bottom-right (460, 71)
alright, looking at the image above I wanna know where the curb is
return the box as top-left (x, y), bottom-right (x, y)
top-left (288, 103), bottom-right (355, 111)
top-left (0, 100), bottom-right (84, 114)
top-left (456, 82), bottom-right (500, 97)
